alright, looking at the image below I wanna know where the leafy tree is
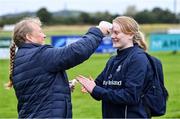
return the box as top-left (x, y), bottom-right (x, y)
top-left (36, 8), bottom-right (52, 24)
top-left (124, 5), bottom-right (138, 17)
top-left (134, 10), bottom-right (156, 23)
top-left (134, 7), bottom-right (178, 24)
top-left (79, 12), bottom-right (91, 24)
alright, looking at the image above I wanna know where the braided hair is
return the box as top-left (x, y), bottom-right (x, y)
top-left (6, 42), bottom-right (16, 89)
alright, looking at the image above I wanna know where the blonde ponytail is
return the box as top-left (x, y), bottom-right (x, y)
top-left (5, 42), bottom-right (16, 89)
top-left (133, 31), bottom-right (147, 51)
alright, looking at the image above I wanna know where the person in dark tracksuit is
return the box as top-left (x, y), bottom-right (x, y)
top-left (5, 17), bottom-right (111, 118)
top-left (77, 16), bottom-right (153, 118)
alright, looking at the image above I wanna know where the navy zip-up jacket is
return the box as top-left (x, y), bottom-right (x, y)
top-left (91, 44), bottom-right (153, 118)
top-left (12, 27), bottom-right (103, 118)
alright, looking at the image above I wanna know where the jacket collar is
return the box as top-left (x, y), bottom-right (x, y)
top-left (116, 43), bottom-right (141, 58)
top-left (116, 45), bottom-right (134, 56)
top-left (19, 43), bottom-right (42, 48)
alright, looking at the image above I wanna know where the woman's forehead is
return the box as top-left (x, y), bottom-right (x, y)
top-left (112, 22), bottom-right (121, 31)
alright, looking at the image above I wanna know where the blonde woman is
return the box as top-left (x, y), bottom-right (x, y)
top-left (77, 16), bottom-right (154, 118)
top-left (6, 17), bottom-right (111, 118)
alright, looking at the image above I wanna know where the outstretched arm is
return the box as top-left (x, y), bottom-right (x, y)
top-left (39, 22), bottom-right (112, 72)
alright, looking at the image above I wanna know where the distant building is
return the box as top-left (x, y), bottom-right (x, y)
top-left (2, 24), bottom-right (15, 31)
top-left (0, 37), bottom-right (11, 59)
top-left (167, 29), bottom-right (180, 34)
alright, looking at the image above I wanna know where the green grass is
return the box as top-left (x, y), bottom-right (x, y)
top-left (0, 60), bottom-right (18, 117)
top-left (1, 52), bottom-right (180, 118)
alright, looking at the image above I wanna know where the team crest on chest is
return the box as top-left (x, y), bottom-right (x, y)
top-left (116, 65), bottom-right (122, 72)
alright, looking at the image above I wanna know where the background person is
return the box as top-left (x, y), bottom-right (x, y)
top-left (6, 17), bottom-right (111, 118)
top-left (77, 16), bottom-right (155, 118)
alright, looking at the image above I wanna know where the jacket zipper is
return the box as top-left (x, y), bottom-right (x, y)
top-left (125, 105), bottom-right (128, 119)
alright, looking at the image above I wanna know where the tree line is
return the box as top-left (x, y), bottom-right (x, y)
top-left (0, 7), bottom-right (180, 27)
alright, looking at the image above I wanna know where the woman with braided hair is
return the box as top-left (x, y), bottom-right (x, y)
top-left (77, 16), bottom-right (155, 118)
top-left (6, 17), bottom-right (111, 118)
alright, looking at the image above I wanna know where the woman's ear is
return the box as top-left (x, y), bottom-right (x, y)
top-left (128, 34), bottom-right (134, 41)
top-left (130, 34), bottom-right (134, 39)
top-left (25, 34), bottom-right (31, 41)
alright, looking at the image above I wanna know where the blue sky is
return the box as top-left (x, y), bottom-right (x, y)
top-left (0, 0), bottom-right (179, 16)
